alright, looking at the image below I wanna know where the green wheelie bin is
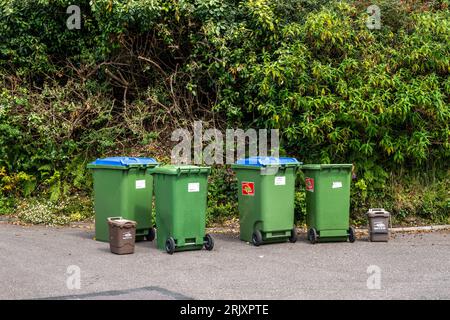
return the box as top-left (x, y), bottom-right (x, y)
top-left (87, 157), bottom-right (159, 242)
top-left (231, 157), bottom-right (301, 246)
top-left (153, 165), bottom-right (214, 254)
top-left (301, 164), bottom-right (355, 243)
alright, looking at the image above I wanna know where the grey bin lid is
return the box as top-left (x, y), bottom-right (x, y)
top-left (367, 208), bottom-right (390, 218)
top-left (107, 217), bottom-right (137, 228)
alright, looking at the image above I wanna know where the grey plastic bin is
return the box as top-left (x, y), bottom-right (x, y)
top-left (367, 208), bottom-right (390, 242)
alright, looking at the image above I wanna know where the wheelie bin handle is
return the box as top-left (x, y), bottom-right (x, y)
top-left (368, 208), bottom-right (388, 215)
top-left (176, 167), bottom-right (205, 176)
top-left (119, 157), bottom-right (139, 167)
top-left (265, 162), bottom-right (302, 171)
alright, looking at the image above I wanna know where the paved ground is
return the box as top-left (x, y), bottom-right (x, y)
top-left (1, 223), bottom-right (449, 300)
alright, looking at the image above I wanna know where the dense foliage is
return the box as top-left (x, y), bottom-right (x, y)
top-left (0, 0), bottom-right (448, 225)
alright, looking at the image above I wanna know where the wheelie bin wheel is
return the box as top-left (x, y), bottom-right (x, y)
top-left (308, 228), bottom-right (318, 244)
top-left (288, 227), bottom-right (297, 243)
top-left (146, 227), bottom-right (156, 241)
top-left (348, 227), bottom-right (356, 243)
top-left (252, 230), bottom-right (263, 246)
top-left (204, 234), bottom-right (214, 251)
top-left (165, 237), bottom-right (176, 254)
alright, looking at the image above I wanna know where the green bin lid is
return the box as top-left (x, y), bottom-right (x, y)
top-left (153, 165), bottom-right (211, 175)
top-left (300, 164), bottom-right (353, 170)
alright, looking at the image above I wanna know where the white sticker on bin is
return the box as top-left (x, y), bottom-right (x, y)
top-left (188, 182), bottom-right (200, 192)
top-left (122, 231), bottom-right (133, 240)
top-left (332, 181), bottom-right (342, 189)
top-left (374, 222), bottom-right (387, 230)
top-left (135, 180), bottom-right (146, 189)
top-left (274, 176), bottom-right (286, 186)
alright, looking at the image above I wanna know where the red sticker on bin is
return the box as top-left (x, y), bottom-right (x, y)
top-left (305, 178), bottom-right (314, 192)
top-left (242, 182), bottom-right (255, 196)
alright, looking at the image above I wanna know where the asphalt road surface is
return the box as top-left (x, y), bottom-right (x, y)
top-left (1, 223), bottom-right (449, 300)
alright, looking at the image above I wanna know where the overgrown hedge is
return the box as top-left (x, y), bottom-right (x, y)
top-left (0, 0), bottom-right (448, 225)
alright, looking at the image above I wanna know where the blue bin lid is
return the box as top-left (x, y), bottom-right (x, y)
top-left (235, 156), bottom-right (301, 167)
top-left (88, 157), bottom-right (159, 167)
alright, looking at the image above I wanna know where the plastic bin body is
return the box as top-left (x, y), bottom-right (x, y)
top-left (153, 165), bottom-right (210, 252)
top-left (108, 217), bottom-right (137, 255)
top-left (367, 208), bottom-right (390, 242)
top-left (87, 157), bottom-right (159, 242)
top-left (231, 157), bottom-right (301, 243)
top-left (302, 164), bottom-right (352, 242)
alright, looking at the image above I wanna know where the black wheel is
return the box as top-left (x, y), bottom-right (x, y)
top-left (348, 226), bottom-right (356, 243)
top-left (165, 237), bottom-right (176, 254)
top-left (251, 230), bottom-right (263, 247)
top-left (288, 227), bottom-right (298, 243)
top-left (146, 227), bottom-right (156, 241)
top-left (308, 228), bottom-right (318, 244)
top-left (204, 234), bottom-right (214, 251)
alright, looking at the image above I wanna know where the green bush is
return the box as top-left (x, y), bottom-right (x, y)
top-left (206, 1), bottom-right (449, 169)
top-left (294, 191), bottom-right (307, 225)
top-left (207, 166), bottom-right (238, 224)
top-left (0, 0), bottom-right (448, 225)
top-left (0, 196), bottom-right (14, 215)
